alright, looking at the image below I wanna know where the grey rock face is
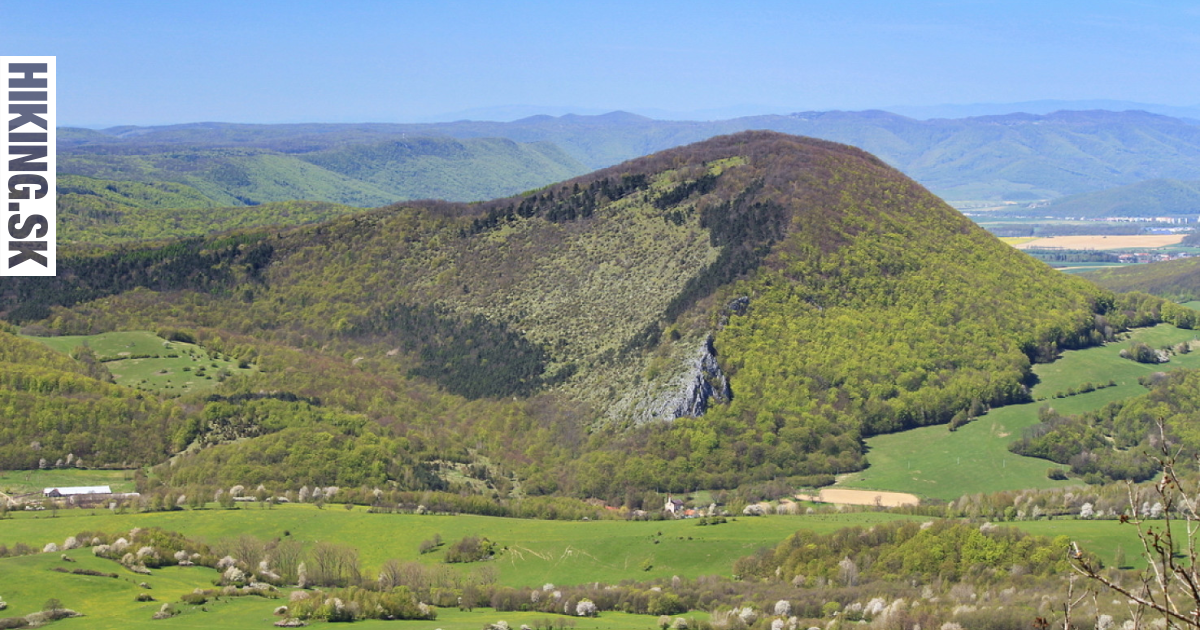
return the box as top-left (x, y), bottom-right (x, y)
top-left (668, 336), bottom-right (732, 419)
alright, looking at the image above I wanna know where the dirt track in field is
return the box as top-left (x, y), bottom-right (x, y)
top-left (1013, 235), bottom-right (1185, 250)
top-left (796, 488), bottom-right (920, 507)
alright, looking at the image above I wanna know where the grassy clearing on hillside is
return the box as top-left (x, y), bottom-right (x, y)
top-left (0, 550), bottom-right (225, 624)
top-left (840, 324), bottom-right (1200, 500)
top-left (26, 331), bottom-right (256, 396)
top-left (1018, 518), bottom-right (1147, 570)
top-left (0, 504), bottom-right (919, 588)
top-left (0, 469), bottom-right (136, 495)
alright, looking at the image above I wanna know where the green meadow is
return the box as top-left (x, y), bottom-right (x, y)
top-left (25, 330), bottom-right (256, 396)
top-left (0, 469), bottom-right (137, 496)
top-left (0, 549), bottom-right (695, 630)
top-left (0, 504), bottom-right (915, 629)
top-left (0, 503), bottom-right (1148, 630)
top-left (840, 324), bottom-right (1200, 500)
top-left (0, 503), bottom-right (917, 588)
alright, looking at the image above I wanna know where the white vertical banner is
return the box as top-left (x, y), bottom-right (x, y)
top-left (2, 56), bottom-right (55, 276)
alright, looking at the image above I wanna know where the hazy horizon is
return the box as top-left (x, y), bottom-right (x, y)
top-left (5, 1), bottom-right (1200, 127)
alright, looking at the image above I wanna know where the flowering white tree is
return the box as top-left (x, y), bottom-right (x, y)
top-left (222, 565), bottom-right (246, 584)
top-left (576, 599), bottom-right (597, 617)
top-left (837, 556), bottom-right (859, 586)
top-left (774, 600), bottom-right (791, 616)
top-left (1079, 502), bottom-right (1094, 519)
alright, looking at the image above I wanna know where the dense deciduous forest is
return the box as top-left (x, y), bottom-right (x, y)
top-left (1082, 257), bottom-right (1200, 303)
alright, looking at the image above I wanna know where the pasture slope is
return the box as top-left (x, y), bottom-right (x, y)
top-left (0, 469), bottom-right (137, 496)
top-left (26, 330), bottom-right (257, 396)
top-left (0, 504), bottom-right (1145, 630)
top-left (0, 505), bottom-right (915, 589)
top-left (0, 548), bottom-right (694, 630)
top-left (839, 324), bottom-right (1200, 500)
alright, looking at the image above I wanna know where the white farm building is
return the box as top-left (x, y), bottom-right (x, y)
top-left (43, 486), bottom-right (112, 498)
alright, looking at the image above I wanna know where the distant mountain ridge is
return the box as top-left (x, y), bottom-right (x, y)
top-left (884, 100), bottom-right (1200, 121)
top-left (61, 109), bottom-right (1200, 204)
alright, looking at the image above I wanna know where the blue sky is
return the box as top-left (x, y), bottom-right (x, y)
top-left (3, 0), bottom-right (1199, 126)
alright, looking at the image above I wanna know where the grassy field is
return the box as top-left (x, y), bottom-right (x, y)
top-left (1014, 235), bottom-right (1187, 249)
top-left (0, 549), bottom-right (696, 630)
top-left (0, 544), bottom-right (683, 630)
top-left (0, 503), bottom-right (1150, 630)
top-left (1052, 262), bottom-right (1130, 275)
top-left (998, 236), bottom-right (1038, 246)
top-left (0, 503), bottom-right (918, 588)
top-left (0, 469), bottom-right (137, 495)
top-left (0, 504), bottom-right (916, 629)
top-left (840, 324), bottom-right (1200, 500)
top-left (25, 331), bottom-right (256, 396)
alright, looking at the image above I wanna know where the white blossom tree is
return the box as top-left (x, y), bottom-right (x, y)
top-left (576, 599), bottom-right (597, 617)
top-left (837, 556), bottom-right (859, 586)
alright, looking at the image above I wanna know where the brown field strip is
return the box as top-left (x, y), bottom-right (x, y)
top-left (1013, 235), bottom-right (1186, 250)
top-left (796, 488), bottom-right (920, 507)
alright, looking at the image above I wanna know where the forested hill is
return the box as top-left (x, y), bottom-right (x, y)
top-left (63, 109), bottom-right (1200, 202)
top-left (1038, 179), bottom-right (1200, 218)
top-left (7, 131), bottom-right (1191, 498)
top-left (58, 135), bottom-right (587, 207)
top-left (1079, 258), bottom-right (1200, 302)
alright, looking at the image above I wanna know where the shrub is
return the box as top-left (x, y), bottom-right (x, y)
top-left (444, 536), bottom-right (496, 563)
top-left (181, 592), bottom-right (208, 606)
top-left (1120, 342), bottom-right (1161, 364)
